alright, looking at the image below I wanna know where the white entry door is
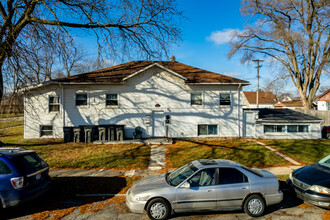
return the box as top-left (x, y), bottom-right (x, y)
top-left (243, 112), bottom-right (255, 137)
top-left (153, 111), bottom-right (165, 137)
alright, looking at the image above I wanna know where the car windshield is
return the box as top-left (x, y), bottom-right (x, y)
top-left (167, 162), bottom-right (198, 186)
top-left (12, 152), bottom-right (47, 173)
top-left (318, 154), bottom-right (330, 169)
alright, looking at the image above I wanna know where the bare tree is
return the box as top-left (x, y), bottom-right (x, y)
top-left (229, 0), bottom-right (330, 109)
top-left (0, 0), bottom-right (182, 103)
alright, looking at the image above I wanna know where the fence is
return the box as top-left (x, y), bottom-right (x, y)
top-left (295, 109), bottom-right (330, 126)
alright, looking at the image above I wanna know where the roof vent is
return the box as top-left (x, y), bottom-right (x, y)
top-left (170, 56), bottom-right (176, 62)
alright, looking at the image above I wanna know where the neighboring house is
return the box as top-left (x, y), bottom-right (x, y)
top-left (243, 108), bottom-right (322, 139)
top-left (316, 89), bottom-right (330, 111)
top-left (23, 61), bottom-right (250, 139)
top-left (243, 91), bottom-right (276, 108)
top-left (274, 100), bottom-right (304, 109)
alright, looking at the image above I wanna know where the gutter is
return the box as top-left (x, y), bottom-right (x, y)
top-left (186, 82), bottom-right (250, 86)
top-left (237, 83), bottom-right (242, 138)
top-left (20, 81), bottom-right (126, 92)
top-left (256, 119), bottom-right (323, 123)
top-left (59, 83), bottom-right (65, 130)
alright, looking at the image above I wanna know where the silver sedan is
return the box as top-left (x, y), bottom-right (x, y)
top-left (126, 159), bottom-right (283, 220)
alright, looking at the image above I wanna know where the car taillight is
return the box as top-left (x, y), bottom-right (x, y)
top-left (11, 177), bottom-right (24, 189)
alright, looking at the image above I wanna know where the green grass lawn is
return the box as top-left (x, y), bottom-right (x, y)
top-left (167, 138), bottom-right (289, 168)
top-left (261, 139), bottom-right (330, 164)
top-left (1, 126), bottom-right (150, 169)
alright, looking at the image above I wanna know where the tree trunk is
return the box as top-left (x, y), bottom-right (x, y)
top-left (0, 61), bottom-right (3, 105)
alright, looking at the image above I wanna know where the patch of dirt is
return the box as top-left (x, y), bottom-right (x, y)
top-left (323, 210), bottom-right (330, 220)
top-left (298, 202), bottom-right (314, 209)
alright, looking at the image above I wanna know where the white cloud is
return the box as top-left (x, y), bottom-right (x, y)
top-left (207, 29), bottom-right (244, 45)
top-left (224, 72), bottom-right (242, 77)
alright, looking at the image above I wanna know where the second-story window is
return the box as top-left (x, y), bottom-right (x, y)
top-left (106, 94), bottom-right (118, 106)
top-left (191, 93), bottom-right (202, 105)
top-left (219, 93), bottom-right (231, 106)
top-left (75, 93), bottom-right (88, 106)
top-left (49, 96), bottom-right (60, 112)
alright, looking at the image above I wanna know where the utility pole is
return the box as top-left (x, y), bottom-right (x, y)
top-left (252, 59), bottom-right (264, 108)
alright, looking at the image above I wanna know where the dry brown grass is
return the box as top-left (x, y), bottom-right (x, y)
top-left (166, 138), bottom-right (288, 168)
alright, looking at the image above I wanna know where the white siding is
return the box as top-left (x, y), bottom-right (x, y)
top-left (24, 66), bottom-right (244, 139)
top-left (317, 101), bottom-right (330, 111)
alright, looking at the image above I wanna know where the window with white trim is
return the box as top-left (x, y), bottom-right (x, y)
top-left (40, 125), bottom-right (53, 137)
top-left (106, 94), bottom-right (118, 106)
top-left (49, 96), bottom-right (60, 112)
top-left (191, 93), bottom-right (202, 105)
top-left (264, 125), bottom-right (285, 133)
top-left (75, 93), bottom-right (88, 106)
top-left (219, 93), bottom-right (231, 106)
top-left (198, 125), bottom-right (218, 135)
top-left (287, 125), bottom-right (308, 132)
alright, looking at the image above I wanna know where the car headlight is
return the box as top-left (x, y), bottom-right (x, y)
top-left (309, 185), bottom-right (330, 195)
top-left (289, 172), bottom-right (292, 180)
top-left (133, 196), bottom-right (141, 201)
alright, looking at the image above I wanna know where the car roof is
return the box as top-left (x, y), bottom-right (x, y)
top-left (192, 159), bottom-right (241, 169)
top-left (0, 147), bottom-right (35, 157)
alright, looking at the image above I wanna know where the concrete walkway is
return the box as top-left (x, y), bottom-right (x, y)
top-left (253, 140), bottom-right (301, 165)
top-left (149, 145), bottom-right (167, 170)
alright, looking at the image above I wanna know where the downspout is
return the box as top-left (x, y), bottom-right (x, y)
top-left (237, 83), bottom-right (242, 138)
top-left (59, 83), bottom-right (65, 131)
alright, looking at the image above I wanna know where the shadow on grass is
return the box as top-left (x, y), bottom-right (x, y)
top-left (170, 138), bottom-right (283, 168)
top-left (1, 176), bottom-right (127, 219)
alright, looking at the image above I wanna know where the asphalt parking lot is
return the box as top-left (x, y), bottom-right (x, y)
top-left (1, 175), bottom-right (329, 220)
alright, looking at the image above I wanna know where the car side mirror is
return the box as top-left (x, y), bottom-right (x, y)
top-left (181, 182), bottom-right (190, 189)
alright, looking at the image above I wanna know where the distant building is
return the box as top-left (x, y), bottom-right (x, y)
top-left (243, 91), bottom-right (276, 108)
top-left (274, 100), bottom-right (304, 109)
top-left (316, 89), bottom-right (330, 111)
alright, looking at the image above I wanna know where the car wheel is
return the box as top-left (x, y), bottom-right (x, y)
top-left (244, 194), bottom-right (265, 217)
top-left (327, 133), bottom-right (330, 139)
top-left (146, 198), bottom-right (170, 220)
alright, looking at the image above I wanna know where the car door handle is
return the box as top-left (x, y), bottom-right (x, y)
top-left (208, 189), bottom-right (215, 192)
top-left (241, 186), bottom-right (249, 190)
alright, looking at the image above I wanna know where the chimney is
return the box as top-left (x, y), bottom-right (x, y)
top-left (170, 56), bottom-right (176, 62)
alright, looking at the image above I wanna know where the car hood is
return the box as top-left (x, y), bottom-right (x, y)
top-left (130, 174), bottom-right (170, 195)
top-left (293, 164), bottom-right (330, 188)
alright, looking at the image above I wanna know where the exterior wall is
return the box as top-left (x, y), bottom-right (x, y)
top-left (24, 66), bottom-right (244, 139)
top-left (242, 111), bottom-right (321, 139)
top-left (317, 101), bottom-right (330, 111)
top-left (24, 85), bottom-right (63, 138)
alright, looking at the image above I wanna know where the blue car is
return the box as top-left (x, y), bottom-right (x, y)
top-left (0, 147), bottom-right (50, 208)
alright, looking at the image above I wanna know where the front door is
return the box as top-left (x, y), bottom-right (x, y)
top-left (153, 111), bottom-right (165, 137)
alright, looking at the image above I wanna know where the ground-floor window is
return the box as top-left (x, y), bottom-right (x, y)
top-left (264, 125), bottom-right (285, 133)
top-left (40, 125), bottom-right (53, 137)
top-left (287, 125), bottom-right (308, 132)
top-left (264, 125), bottom-right (309, 133)
top-left (198, 124), bottom-right (218, 136)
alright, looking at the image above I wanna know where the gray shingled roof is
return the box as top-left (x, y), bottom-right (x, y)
top-left (245, 108), bottom-right (322, 122)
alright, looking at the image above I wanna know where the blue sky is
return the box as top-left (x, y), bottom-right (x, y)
top-left (170, 0), bottom-right (329, 95)
top-left (77, 0), bottom-right (329, 95)
top-left (171, 0), bottom-right (293, 94)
